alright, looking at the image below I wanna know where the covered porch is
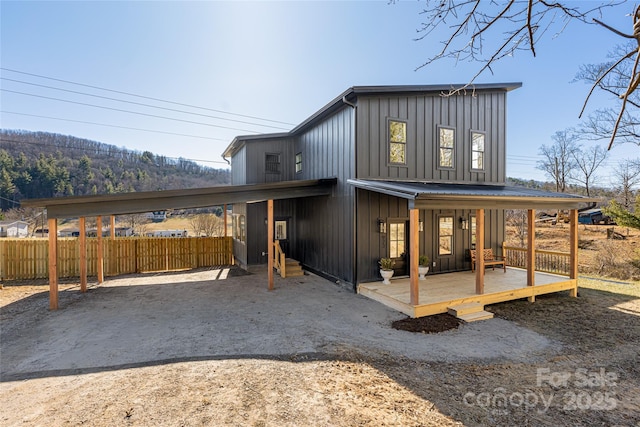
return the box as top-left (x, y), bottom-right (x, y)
top-left (349, 179), bottom-right (599, 318)
top-left (358, 268), bottom-right (576, 318)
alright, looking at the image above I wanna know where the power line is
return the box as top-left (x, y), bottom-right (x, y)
top-left (1, 77), bottom-right (290, 131)
top-left (1, 111), bottom-right (229, 142)
top-left (1, 67), bottom-right (297, 126)
top-left (2, 89), bottom-right (263, 134)
top-left (0, 137), bottom-right (229, 165)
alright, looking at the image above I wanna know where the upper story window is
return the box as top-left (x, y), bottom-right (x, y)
top-left (438, 127), bottom-right (455, 168)
top-left (265, 153), bottom-right (280, 174)
top-left (295, 152), bottom-right (302, 173)
top-left (471, 131), bottom-right (485, 170)
top-left (388, 119), bottom-right (407, 165)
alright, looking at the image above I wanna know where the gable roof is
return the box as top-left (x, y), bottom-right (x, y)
top-left (222, 83), bottom-right (522, 159)
top-left (348, 179), bottom-right (599, 210)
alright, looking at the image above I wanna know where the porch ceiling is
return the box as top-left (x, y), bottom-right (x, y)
top-left (348, 179), bottom-right (600, 210)
top-left (22, 178), bottom-right (337, 219)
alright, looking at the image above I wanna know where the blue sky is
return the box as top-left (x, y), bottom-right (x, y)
top-left (1, 1), bottom-right (638, 183)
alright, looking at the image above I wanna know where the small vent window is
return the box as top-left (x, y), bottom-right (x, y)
top-left (295, 152), bottom-right (302, 173)
top-left (265, 153), bottom-right (280, 174)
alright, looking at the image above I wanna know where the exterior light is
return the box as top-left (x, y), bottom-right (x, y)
top-left (377, 218), bottom-right (387, 234)
top-left (419, 219), bottom-right (424, 232)
top-left (460, 217), bottom-right (469, 230)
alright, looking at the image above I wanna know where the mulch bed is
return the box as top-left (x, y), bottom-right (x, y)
top-left (391, 313), bottom-right (461, 334)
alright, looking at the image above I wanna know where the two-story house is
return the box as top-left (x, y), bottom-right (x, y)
top-left (223, 84), bottom-right (595, 317)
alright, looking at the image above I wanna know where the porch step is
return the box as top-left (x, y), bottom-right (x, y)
top-left (447, 302), bottom-right (485, 317)
top-left (456, 310), bottom-right (495, 323)
top-left (281, 258), bottom-right (304, 278)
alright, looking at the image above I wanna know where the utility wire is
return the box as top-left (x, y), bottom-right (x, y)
top-left (1, 111), bottom-right (229, 142)
top-left (1, 67), bottom-right (296, 126)
top-left (1, 77), bottom-right (290, 131)
top-left (0, 137), bottom-right (229, 165)
top-left (2, 89), bottom-right (263, 134)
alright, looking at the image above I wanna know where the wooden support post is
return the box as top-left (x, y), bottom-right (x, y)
top-left (110, 215), bottom-right (115, 239)
top-left (267, 200), bottom-right (274, 291)
top-left (223, 204), bottom-right (228, 237)
top-left (569, 209), bottom-right (579, 297)
top-left (97, 215), bottom-right (104, 284)
top-left (409, 208), bottom-right (420, 306)
top-left (527, 209), bottom-right (536, 302)
top-left (48, 218), bottom-right (58, 310)
top-left (79, 216), bottom-right (87, 292)
top-left (475, 209), bottom-right (485, 294)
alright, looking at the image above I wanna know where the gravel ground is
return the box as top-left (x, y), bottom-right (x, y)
top-left (1, 268), bottom-right (638, 426)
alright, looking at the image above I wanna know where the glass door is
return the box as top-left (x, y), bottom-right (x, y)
top-left (388, 220), bottom-right (408, 276)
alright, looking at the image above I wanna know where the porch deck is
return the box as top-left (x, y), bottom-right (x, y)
top-left (357, 267), bottom-right (576, 318)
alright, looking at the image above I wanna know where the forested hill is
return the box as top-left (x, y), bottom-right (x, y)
top-left (0, 129), bottom-right (230, 210)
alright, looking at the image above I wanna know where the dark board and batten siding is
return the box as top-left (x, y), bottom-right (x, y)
top-left (355, 189), bottom-right (505, 283)
top-left (294, 107), bottom-right (356, 287)
top-left (230, 146), bottom-right (246, 185)
top-left (242, 137), bottom-right (296, 184)
top-left (355, 91), bottom-right (507, 184)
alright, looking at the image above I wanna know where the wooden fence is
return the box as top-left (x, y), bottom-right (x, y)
top-left (504, 245), bottom-right (571, 276)
top-left (0, 236), bottom-right (234, 281)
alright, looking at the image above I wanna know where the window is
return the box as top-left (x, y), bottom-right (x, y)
top-left (295, 152), bottom-right (302, 173)
top-left (471, 131), bottom-right (485, 170)
top-left (233, 214), bottom-right (246, 242)
top-left (439, 127), bottom-right (455, 168)
top-left (389, 120), bottom-right (407, 164)
top-left (275, 220), bottom-right (287, 240)
top-left (389, 222), bottom-right (405, 258)
top-left (265, 153), bottom-right (280, 174)
top-left (438, 216), bottom-right (453, 256)
top-left (470, 215), bottom-right (476, 247)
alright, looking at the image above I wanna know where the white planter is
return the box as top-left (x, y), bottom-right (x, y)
top-left (418, 265), bottom-right (430, 280)
top-left (380, 269), bottom-right (394, 285)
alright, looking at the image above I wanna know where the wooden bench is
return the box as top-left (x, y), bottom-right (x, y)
top-left (470, 248), bottom-right (506, 273)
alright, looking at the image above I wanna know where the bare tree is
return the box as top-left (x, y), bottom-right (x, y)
top-left (576, 42), bottom-right (640, 147)
top-left (537, 130), bottom-right (579, 192)
top-left (189, 214), bottom-right (224, 237)
top-left (118, 213), bottom-right (151, 235)
top-left (414, 1), bottom-right (637, 148)
top-left (506, 209), bottom-right (527, 246)
top-left (571, 144), bottom-right (608, 196)
top-left (611, 158), bottom-right (640, 208)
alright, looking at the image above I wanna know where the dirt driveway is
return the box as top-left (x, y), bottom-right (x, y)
top-left (1, 268), bottom-right (639, 426)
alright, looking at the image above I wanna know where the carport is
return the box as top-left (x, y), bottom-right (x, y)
top-left (21, 178), bottom-right (337, 309)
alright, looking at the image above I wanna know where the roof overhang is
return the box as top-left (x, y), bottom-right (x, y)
top-left (348, 179), bottom-right (600, 210)
top-left (22, 178), bottom-right (337, 219)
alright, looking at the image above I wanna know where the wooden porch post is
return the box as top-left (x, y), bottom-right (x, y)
top-left (110, 215), bottom-right (115, 239)
top-left (527, 209), bottom-right (536, 302)
top-left (79, 216), bottom-right (87, 292)
top-left (475, 209), bottom-right (485, 294)
top-left (409, 208), bottom-right (420, 306)
top-left (48, 218), bottom-right (58, 310)
top-left (267, 199), bottom-right (274, 291)
top-left (223, 204), bottom-right (228, 237)
top-left (569, 209), bottom-right (578, 297)
top-left (96, 215), bottom-right (104, 284)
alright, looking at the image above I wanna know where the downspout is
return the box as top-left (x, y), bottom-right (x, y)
top-left (342, 95), bottom-right (358, 290)
top-left (221, 154), bottom-right (230, 166)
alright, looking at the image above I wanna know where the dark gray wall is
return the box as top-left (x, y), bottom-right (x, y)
top-left (355, 91), bottom-right (507, 183)
top-left (242, 137), bottom-right (295, 184)
top-left (293, 106), bottom-right (356, 285)
top-left (231, 146), bottom-right (246, 185)
top-left (355, 189), bottom-right (505, 283)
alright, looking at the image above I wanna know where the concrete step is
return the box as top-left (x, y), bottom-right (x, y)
top-left (447, 302), bottom-right (485, 317)
top-left (457, 310), bottom-right (495, 323)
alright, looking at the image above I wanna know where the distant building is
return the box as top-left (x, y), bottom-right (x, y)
top-left (145, 230), bottom-right (188, 237)
top-left (0, 220), bottom-right (29, 238)
top-left (147, 211), bottom-right (167, 222)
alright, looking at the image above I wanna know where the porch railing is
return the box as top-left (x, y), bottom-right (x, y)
top-left (503, 245), bottom-right (571, 276)
top-left (273, 240), bottom-right (286, 278)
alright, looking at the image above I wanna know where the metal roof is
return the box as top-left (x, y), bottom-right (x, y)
top-left (348, 179), bottom-right (599, 210)
top-left (22, 178), bottom-right (337, 219)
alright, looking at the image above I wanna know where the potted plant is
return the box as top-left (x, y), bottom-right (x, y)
top-left (418, 255), bottom-right (430, 280)
top-left (379, 257), bottom-right (395, 284)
